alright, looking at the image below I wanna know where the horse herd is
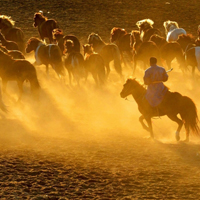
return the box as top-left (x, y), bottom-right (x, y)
top-left (0, 13), bottom-right (200, 142)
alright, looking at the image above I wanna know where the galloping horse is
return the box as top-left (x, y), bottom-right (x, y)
top-left (150, 34), bottom-right (186, 70)
top-left (83, 44), bottom-right (106, 85)
top-left (52, 28), bottom-right (81, 54)
top-left (33, 12), bottom-right (59, 44)
top-left (88, 33), bottom-right (123, 79)
top-left (26, 37), bottom-right (65, 77)
top-left (0, 49), bottom-right (40, 101)
top-left (110, 27), bottom-right (133, 67)
top-left (64, 40), bottom-right (86, 86)
top-left (120, 78), bottom-right (200, 142)
top-left (131, 30), bottom-right (160, 72)
top-left (136, 19), bottom-right (162, 42)
top-left (0, 15), bottom-right (25, 52)
top-left (163, 20), bottom-right (187, 42)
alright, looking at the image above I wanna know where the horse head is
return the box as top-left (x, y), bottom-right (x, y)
top-left (136, 19), bottom-right (154, 32)
top-left (110, 27), bottom-right (127, 43)
top-left (64, 39), bottom-right (75, 54)
top-left (120, 78), bottom-right (139, 98)
top-left (83, 44), bottom-right (93, 56)
top-left (87, 33), bottom-right (102, 45)
top-left (0, 15), bottom-right (15, 29)
top-left (26, 37), bottom-right (43, 53)
top-left (33, 12), bottom-right (46, 27)
top-left (52, 28), bottom-right (63, 40)
top-left (163, 20), bottom-right (179, 33)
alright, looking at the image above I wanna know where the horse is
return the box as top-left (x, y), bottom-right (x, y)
top-left (163, 20), bottom-right (187, 42)
top-left (83, 44), bottom-right (106, 85)
top-left (110, 27), bottom-right (133, 67)
top-left (87, 33), bottom-right (123, 79)
top-left (0, 15), bottom-right (25, 52)
top-left (33, 12), bottom-right (59, 44)
top-left (136, 19), bottom-right (162, 42)
top-left (0, 45), bottom-right (25, 59)
top-left (0, 32), bottom-right (19, 50)
top-left (131, 30), bottom-right (160, 72)
top-left (26, 37), bottom-right (65, 77)
top-left (0, 49), bottom-right (40, 101)
top-left (150, 34), bottom-right (186, 71)
top-left (64, 40), bottom-right (86, 86)
top-left (0, 85), bottom-right (7, 112)
top-left (176, 34), bottom-right (196, 52)
top-left (52, 28), bottom-right (81, 54)
top-left (120, 78), bottom-right (200, 142)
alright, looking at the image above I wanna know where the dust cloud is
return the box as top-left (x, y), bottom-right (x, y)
top-left (1, 56), bottom-right (200, 152)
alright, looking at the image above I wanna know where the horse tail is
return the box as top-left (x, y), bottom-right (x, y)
top-left (180, 96), bottom-right (200, 136)
top-left (111, 44), bottom-right (122, 76)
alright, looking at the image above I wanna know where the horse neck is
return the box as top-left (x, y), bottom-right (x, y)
top-left (130, 84), bottom-right (146, 104)
top-left (92, 39), bottom-right (105, 52)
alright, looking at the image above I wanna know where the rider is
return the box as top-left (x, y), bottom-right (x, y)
top-left (143, 57), bottom-right (168, 107)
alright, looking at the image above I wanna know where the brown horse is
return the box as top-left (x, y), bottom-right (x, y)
top-left (120, 78), bottom-right (200, 142)
top-left (26, 37), bottom-right (65, 77)
top-left (0, 45), bottom-right (25, 59)
top-left (0, 32), bottom-right (19, 50)
top-left (64, 40), bottom-right (86, 86)
top-left (0, 49), bottom-right (40, 101)
top-left (0, 15), bottom-right (25, 52)
top-left (131, 30), bottom-right (160, 72)
top-left (176, 34), bottom-right (196, 52)
top-left (150, 34), bottom-right (186, 70)
top-left (83, 44), bottom-right (106, 85)
top-left (52, 28), bottom-right (81, 54)
top-left (110, 27), bottom-right (133, 67)
top-left (136, 19), bottom-right (162, 42)
top-left (33, 12), bottom-right (59, 44)
top-left (88, 33), bottom-right (123, 79)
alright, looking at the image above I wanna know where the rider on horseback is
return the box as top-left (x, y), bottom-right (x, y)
top-left (143, 57), bottom-right (168, 107)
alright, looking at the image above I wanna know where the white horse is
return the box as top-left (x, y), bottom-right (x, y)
top-left (163, 20), bottom-right (186, 42)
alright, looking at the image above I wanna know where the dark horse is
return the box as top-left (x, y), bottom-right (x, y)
top-left (0, 45), bottom-right (25, 59)
top-left (26, 37), bottom-right (65, 77)
top-left (120, 78), bottom-right (200, 142)
top-left (150, 34), bottom-right (186, 70)
top-left (52, 28), bottom-right (81, 54)
top-left (0, 15), bottom-right (25, 52)
top-left (33, 12), bottom-right (59, 44)
top-left (110, 27), bottom-right (133, 67)
top-left (64, 40), bottom-right (86, 86)
top-left (0, 49), bottom-right (40, 101)
top-left (88, 33), bottom-right (123, 79)
top-left (83, 44), bottom-right (106, 86)
top-left (0, 31), bottom-right (19, 50)
top-left (136, 19), bottom-right (162, 42)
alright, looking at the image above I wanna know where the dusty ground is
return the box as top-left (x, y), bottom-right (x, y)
top-left (0, 0), bottom-right (200, 199)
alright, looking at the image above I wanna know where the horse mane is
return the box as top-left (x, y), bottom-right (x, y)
top-left (88, 33), bottom-right (104, 44)
top-left (127, 78), bottom-right (146, 90)
top-left (111, 27), bottom-right (127, 35)
top-left (131, 30), bottom-right (140, 39)
top-left (136, 19), bottom-right (154, 29)
top-left (34, 12), bottom-right (47, 21)
top-left (0, 15), bottom-right (15, 27)
top-left (178, 33), bottom-right (195, 42)
top-left (163, 20), bottom-right (179, 33)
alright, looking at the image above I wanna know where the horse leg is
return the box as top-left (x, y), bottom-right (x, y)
top-left (184, 123), bottom-right (190, 142)
top-left (17, 81), bottom-right (24, 102)
top-left (46, 64), bottom-right (49, 75)
top-left (105, 63), bottom-right (110, 78)
top-left (139, 115), bottom-right (154, 139)
top-left (2, 80), bottom-right (8, 94)
top-left (167, 114), bottom-right (183, 141)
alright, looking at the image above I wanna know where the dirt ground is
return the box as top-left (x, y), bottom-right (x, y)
top-left (0, 0), bottom-right (200, 199)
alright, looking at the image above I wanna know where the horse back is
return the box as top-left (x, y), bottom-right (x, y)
top-left (5, 27), bottom-right (25, 42)
top-left (40, 20), bottom-right (59, 37)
